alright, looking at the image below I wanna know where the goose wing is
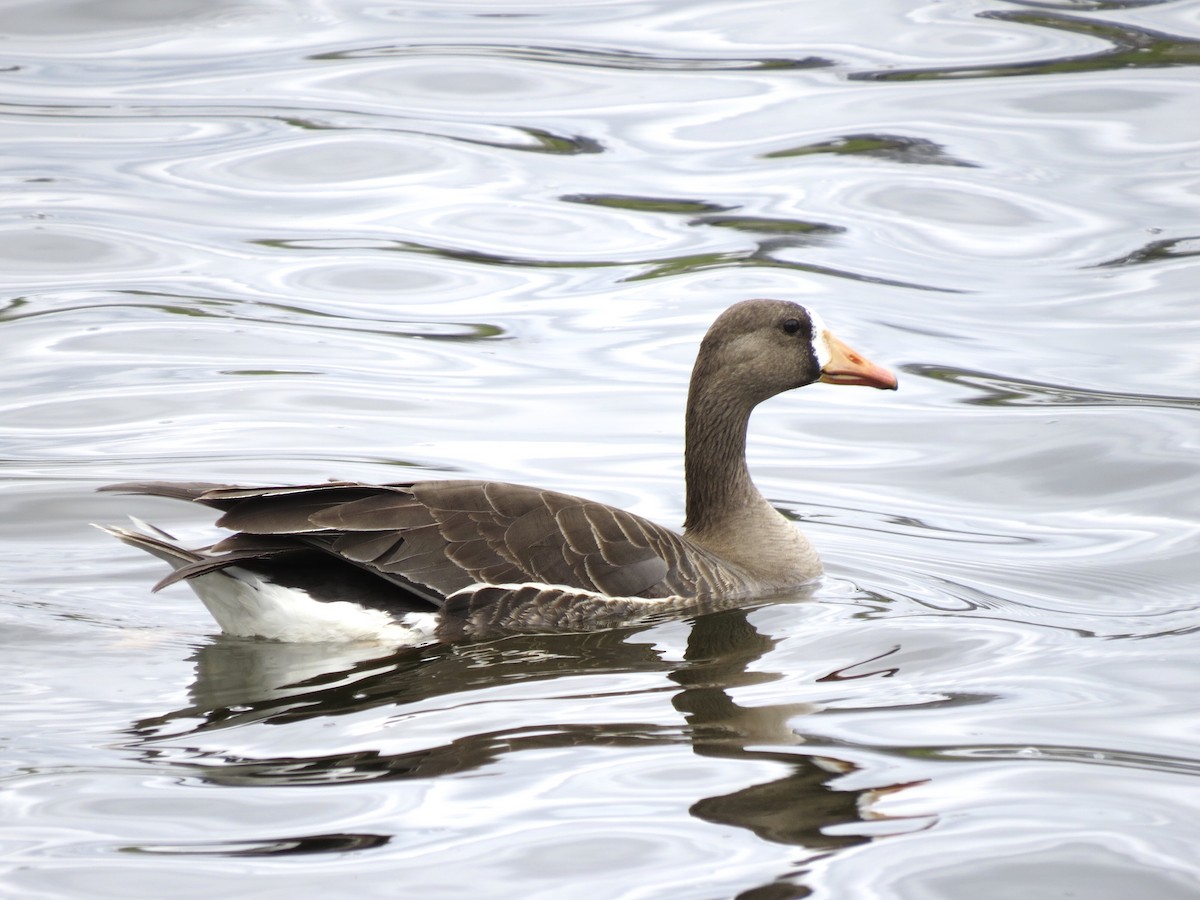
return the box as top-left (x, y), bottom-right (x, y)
top-left (101, 480), bottom-right (745, 607)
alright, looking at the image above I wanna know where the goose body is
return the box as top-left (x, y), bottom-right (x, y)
top-left (98, 299), bottom-right (896, 645)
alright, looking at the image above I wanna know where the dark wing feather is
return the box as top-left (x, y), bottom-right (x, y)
top-left (409, 481), bottom-right (736, 599)
top-left (99, 481), bottom-right (234, 504)
top-left (550, 502), bottom-right (669, 595)
top-left (215, 487), bottom-right (399, 534)
top-left (153, 547), bottom-right (293, 591)
top-left (329, 530), bottom-right (404, 563)
top-left (102, 478), bottom-right (749, 607)
top-left (310, 492), bottom-right (433, 531)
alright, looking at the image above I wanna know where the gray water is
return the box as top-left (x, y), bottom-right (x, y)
top-left (3, 0), bottom-right (1200, 897)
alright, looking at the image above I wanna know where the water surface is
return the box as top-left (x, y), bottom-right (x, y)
top-left (3, 0), bottom-right (1199, 897)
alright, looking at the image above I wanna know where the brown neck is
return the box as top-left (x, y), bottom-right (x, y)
top-left (682, 368), bottom-right (821, 586)
top-left (683, 374), bottom-right (762, 535)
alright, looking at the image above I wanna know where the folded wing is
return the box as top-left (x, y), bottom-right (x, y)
top-left (101, 479), bottom-right (749, 607)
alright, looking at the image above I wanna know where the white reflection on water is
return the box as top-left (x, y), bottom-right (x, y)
top-left (2, 0), bottom-right (1200, 897)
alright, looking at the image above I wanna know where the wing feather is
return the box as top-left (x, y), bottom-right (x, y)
top-left (215, 491), bottom-right (367, 533)
top-left (331, 531), bottom-right (405, 563)
top-left (103, 478), bottom-right (744, 613)
top-left (310, 491), bottom-right (427, 530)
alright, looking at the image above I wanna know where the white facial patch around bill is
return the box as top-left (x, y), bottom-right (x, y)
top-left (807, 309), bottom-right (832, 371)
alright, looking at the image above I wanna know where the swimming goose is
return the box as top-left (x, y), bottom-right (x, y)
top-left (98, 299), bottom-right (896, 645)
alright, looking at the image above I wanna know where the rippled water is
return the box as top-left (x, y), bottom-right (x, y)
top-left (3, 0), bottom-right (1200, 896)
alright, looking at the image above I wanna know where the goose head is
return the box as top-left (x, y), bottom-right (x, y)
top-left (689, 299), bottom-right (897, 409)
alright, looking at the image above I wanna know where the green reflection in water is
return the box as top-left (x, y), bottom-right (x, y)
top-left (692, 215), bottom-right (845, 236)
top-left (1093, 235), bottom-right (1200, 268)
top-left (562, 193), bottom-right (735, 214)
top-left (311, 41), bottom-right (833, 73)
top-left (854, 11), bottom-right (1200, 80)
top-left (764, 133), bottom-right (978, 168)
top-left (908, 363), bottom-right (1200, 410)
top-left (252, 236), bottom-right (962, 293)
top-left (0, 297), bottom-right (28, 320)
top-left (221, 369), bottom-right (321, 376)
top-left (0, 288), bottom-right (505, 341)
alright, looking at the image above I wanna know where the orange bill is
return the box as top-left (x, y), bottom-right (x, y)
top-left (818, 331), bottom-right (898, 390)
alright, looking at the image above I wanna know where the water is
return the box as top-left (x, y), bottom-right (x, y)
top-left (3, 0), bottom-right (1200, 896)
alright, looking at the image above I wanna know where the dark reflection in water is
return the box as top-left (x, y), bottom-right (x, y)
top-left (278, 117), bottom-right (605, 156)
top-left (670, 612), bottom-right (925, 899)
top-left (467, 125), bottom-right (604, 155)
top-left (938, 743), bottom-right (1200, 776)
top-left (0, 289), bottom-right (509, 340)
top-left (691, 215), bottom-right (844, 240)
top-left (136, 628), bottom-right (669, 737)
top-left (908, 363), bottom-right (1200, 410)
top-left (562, 193), bottom-right (846, 242)
top-left (1008, 0), bottom-right (1176, 9)
top-left (255, 229), bottom-right (960, 292)
top-left (1093, 234), bottom-right (1200, 269)
top-left (131, 832), bottom-right (390, 857)
top-left (763, 133), bottom-right (979, 168)
top-left (561, 194), bottom-right (736, 215)
top-left (123, 609), bottom-right (928, 891)
top-left (855, 10), bottom-right (1200, 80)
top-left (312, 43), bottom-right (834, 72)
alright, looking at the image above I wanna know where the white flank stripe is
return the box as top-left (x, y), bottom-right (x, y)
top-left (449, 582), bottom-right (685, 609)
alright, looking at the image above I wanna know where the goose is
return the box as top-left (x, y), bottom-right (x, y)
top-left (97, 299), bottom-right (896, 645)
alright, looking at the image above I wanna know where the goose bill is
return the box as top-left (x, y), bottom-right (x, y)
top-left (818, 332), bottom-right (898, 390)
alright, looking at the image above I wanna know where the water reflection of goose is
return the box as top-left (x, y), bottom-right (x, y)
top-left (97, 299), bottom-right (895, 645)
top-left (121, 608), bottom-right (925, 871)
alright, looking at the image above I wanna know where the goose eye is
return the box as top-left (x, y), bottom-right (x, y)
top-left (782, 318), bottom-right (801, 335)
